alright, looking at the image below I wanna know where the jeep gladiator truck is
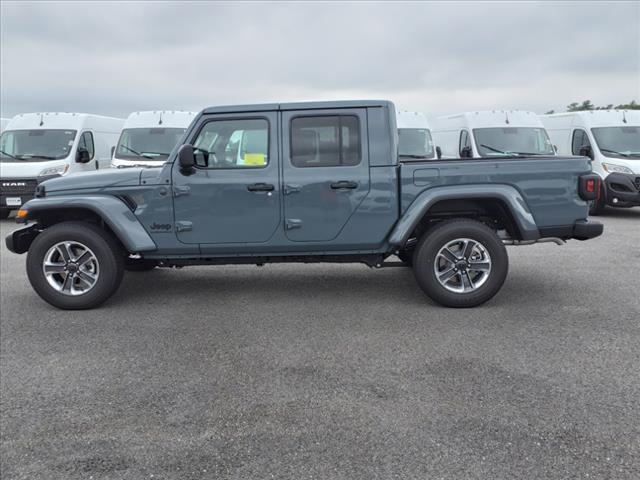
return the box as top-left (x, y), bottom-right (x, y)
top-left (5, 100), bottom-right (603, 310)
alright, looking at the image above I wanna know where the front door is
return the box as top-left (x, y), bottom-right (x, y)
top-left (172, 113), bottom-right (280, 244)
top-left (281, 109), bottom-right (370, 242)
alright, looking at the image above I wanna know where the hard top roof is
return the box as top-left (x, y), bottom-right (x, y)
top-left (202, 100), bottom-right (393, 114)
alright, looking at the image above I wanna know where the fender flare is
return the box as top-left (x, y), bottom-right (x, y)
top-left (388, 184), bottom-right (540, 248)
top-left (19, 195), bottom-right (157, 252)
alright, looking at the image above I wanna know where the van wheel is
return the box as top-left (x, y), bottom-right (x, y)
top-left (26, 222), bottom-right (124, 310)
top-left (413, 219), bottom-right (508, 308)
top-left (124, 258), bottom-right (158, 272)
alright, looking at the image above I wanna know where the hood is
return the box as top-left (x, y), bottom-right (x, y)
top-left (42, 168), bottom-right (143, 193)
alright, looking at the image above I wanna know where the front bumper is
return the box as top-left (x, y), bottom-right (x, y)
top-left (604, 172), bottom-right (640, 207)
top-left (5, 223), bottom-right (40, 254)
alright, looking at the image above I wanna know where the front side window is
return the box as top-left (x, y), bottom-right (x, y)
top-left (79, 131), bottom-right (95, 159)
top-left (192, 118), bottom-right (268, 168)
top-left (591, 126), bottom-right (640, 159)
top-left (398, 128), bottom-right (435, 160)
top-left (474, 127), bottom-right (554, 156)
top-left (116, 128), bottom-right (186, 161)
top-left (290, 115), bottom-right (361, 167)
top-left (572, 129), bottom-right (590, 155)
top-left (459, 130), bottom-right (471, 157)
top-left (0, 129), bottom-right (77, 162)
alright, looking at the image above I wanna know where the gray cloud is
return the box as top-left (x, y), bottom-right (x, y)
top-left (1, 1), bottom-right (638, 119)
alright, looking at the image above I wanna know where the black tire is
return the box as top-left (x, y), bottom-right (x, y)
top-left (588, 183), bottom-right (606, 216)
top-left (0, 209), bottom-right (10, 220)
top-left (26, 222), bottom-right (124, 310)
top-left (124, 258), bottom-right (158, 272)
top-left (413, 219), bottom-right (508, 308)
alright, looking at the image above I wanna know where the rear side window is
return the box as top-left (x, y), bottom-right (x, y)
top-left (572, 129), bottom-right (590, 155)
top-left (79, 131), bottom-right (95, 159)
top-left (291, 115), bottom-right (361, 167)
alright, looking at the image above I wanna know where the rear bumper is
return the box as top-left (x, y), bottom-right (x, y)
top-left (538, 219), bottom-right (603, 241)
top-left (604, 172), bottom-right (640, 207)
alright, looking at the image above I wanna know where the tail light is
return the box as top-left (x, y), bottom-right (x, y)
top-left (579, 174), bottom-right (600, 201)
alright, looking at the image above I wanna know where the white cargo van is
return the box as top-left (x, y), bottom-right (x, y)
top-left (396, 111), bottom-right (439, 160)
top-left (432, 110), bottom-right (555, 159)
top-left (0, 113), bottom-right (124, 218)
top-left (111, 111), bottom-right (196, 168)
top-left (1, 118), bottom-right (10, 133)
top-left (540, 110), bottom-right (639, 213)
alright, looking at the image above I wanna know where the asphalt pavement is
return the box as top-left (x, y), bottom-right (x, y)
top-left (1, 209), bottom-right (639, 480)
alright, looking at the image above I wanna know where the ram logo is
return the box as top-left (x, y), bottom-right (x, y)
top-left (2, 182), bottom-right (26, 187)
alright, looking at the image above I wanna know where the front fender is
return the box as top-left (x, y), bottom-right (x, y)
top-left (388, 184), bottom-right (540, 247)
top-left (18, 195), bottom-right (157, 252)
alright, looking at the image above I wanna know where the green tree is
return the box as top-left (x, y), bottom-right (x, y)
top-left (614, 100), bottom-right (640, 110)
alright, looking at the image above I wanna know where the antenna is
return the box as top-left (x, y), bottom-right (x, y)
top-left (623, 111), bottom-right (627, 124)
top-left (505, 112), bottom-right (510, 125)
top-left (158, 111), bottom-right (163, 125)
top-left (39, 113), bottom-right (44, 126)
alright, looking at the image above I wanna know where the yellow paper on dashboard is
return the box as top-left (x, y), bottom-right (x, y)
top-left (244, 153), bottom-right (266, 166)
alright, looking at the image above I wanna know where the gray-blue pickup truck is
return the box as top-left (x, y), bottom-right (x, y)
top-left (5, 100), bottom-right (603, 310)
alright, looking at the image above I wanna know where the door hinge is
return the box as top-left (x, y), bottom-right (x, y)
top-left (285, 219), bottom-right (302, 230)
top-left (175, 221), bottom-right (193, 232)
top-left (173, 185), bottom-right (191, 197)
top-left (283, 184), bottom-right (301, 195)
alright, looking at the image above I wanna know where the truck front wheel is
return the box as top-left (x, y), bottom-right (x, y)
top-left (413, 219), bottom-right (508, 308)
top-left (26, 222), bottom-right (124, 310)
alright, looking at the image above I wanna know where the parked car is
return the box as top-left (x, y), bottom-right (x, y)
top-left (0, 113), bottom-right (124, 218)
top-left (6, 100), bottom-right (602, 310)
top-left (397, 111), bottom-right (439, 160)
top-left (540, 110), bottom-right (640, 214)
top-left (432, 110), bottom-right (555, 159)
top-left (111, 110), bottom-right (196, 168)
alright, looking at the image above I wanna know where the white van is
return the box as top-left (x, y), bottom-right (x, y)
top-left (0, 113), bottom-right (124, 218)
top-left (0, 118), bottom-right (10, 133)
top-left (432, 110), bottom-right (555, 159)
top-left (111, 111), bottom-right (196, 168)
top-left (396, 111), bottom-right (439, 160)
top-left (540, 110), bottom-right (640, 213)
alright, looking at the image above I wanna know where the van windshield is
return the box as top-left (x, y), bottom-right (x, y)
top-left (591, 127), bottom-right (640, 159)
top-left (398, 128), bottom-right (435, 159)
top-left (115, 128), bottom-right (185, 161)
top-left (473, 128), bottom-right (554, 156)
top-left (0, 129), bottom-right (77, 162)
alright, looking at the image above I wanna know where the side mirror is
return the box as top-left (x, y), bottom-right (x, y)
top-left (178, 144), bottom-right (195, 172)
top-left (110, 146), bottom-right (115, 158)
top-left (460, 146), bottom-right (472, 158)
top-left (76, 147), bottom-right (91, 163)
top-left (436, 146), bottom-right (442, 160)
top-left (579, 145), bottom-right (593, 159)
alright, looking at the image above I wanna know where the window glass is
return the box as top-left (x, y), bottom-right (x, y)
top-left (0, 129), bottom-right (77, 162)
top-left (116, 128), bottom-right (185, 161)
top-left (459, 130), bottom-right (470, 155)
top-left (398, 128), bottom-right (435, 159)
top-left (591, 127), bottom-right (640, 159)
top-left (291, 115), bottom-right (361, 167)
top-left (572, 129), bottom-right (590, 155)
top-left (474, 128), bottom-right (555, 156)
top-left (192, 118), bottom-right (269, 168)
top-left (79, 131), bottom-right (95, 159)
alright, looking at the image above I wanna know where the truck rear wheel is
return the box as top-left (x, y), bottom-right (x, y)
top-left (26, 222), bottom-right (124, 310)
top-left (412, 219), bottom-right (508, 308)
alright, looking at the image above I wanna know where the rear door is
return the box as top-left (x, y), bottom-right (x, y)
top-left (281, 109), bottom-right (370, 242)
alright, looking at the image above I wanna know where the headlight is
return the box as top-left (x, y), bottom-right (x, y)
top-left (38, 164), bottom-right (70, 177)
top-left (602, 163), bottom-right (634, 174)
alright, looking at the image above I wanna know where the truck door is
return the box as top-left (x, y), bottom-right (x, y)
top-left (172, 112), bottom-right (280, 244)
top-left (281, 109), bottom-right (370, 242)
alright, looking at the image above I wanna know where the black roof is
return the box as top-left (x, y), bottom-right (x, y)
top-left (202, 100), bottom-right (393, 114)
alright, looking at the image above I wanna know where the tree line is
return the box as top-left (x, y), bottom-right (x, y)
top-left (545, 100), bottom-right (639, 114)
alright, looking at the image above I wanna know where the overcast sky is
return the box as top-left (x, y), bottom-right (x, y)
top-left (1, 1), bottom-right (638, 119)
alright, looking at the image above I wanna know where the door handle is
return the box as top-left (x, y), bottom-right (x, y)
top-left (247, 183), bottom-right (275, 192)
top-left (330, 181), bottom-right (358, 190)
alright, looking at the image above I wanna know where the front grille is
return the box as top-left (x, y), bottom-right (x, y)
top-left (0, 179), bottom-right (38, 195)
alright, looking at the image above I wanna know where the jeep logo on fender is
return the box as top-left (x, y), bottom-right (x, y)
top-left (149, 222), bottom-right (172, 231)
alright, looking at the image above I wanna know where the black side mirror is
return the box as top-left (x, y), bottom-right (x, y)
top-left (436, 146), bottom-right (442, 160)
top-left (110, 146), bottom-right (115, 157)
top-left (76, 147), bottom-right (91, 163)
top-left (460, 146), bottom-right (472, 158)
top-left (178, 144), bottom-right (195, 172)
top-left (579, 145), bottom-right (593, 159)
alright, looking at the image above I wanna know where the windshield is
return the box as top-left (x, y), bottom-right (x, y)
top-left (473, 127), bottom-right (554, 156)
top-left (398, 128), bottom-right (435, 159)
top-left (591, 127), bottom-right (640, 159)
top-left (0, 129), bottom-right (77, 162)
top-left (115, 127), bottom-right (186, 161)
